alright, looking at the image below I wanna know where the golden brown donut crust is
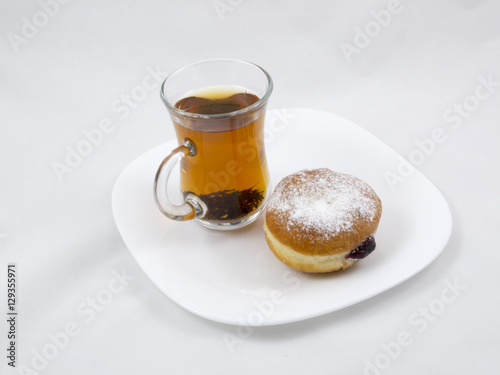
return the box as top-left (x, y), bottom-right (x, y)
top-left (263, 221), bottom-right (359, 273)
top-left (264, 169), bottom-right (382, 258)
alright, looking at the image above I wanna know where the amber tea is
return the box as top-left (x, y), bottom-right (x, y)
top-left (173, 86), bottom-right (270, 222)
top-left (154, 58), bottom-right (273, 230)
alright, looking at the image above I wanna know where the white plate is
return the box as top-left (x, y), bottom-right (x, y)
top-left (112, 108), bottom-right (452, 326)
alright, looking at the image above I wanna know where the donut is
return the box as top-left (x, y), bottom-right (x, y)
top-left (263, 168), bottom-right (382, 273)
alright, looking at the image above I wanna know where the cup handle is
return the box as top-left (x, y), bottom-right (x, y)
top-left (153, 139), bottom-right (206, 221)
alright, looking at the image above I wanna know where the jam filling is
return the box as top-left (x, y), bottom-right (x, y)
top-left (345, 236), bottom-right (376, 260)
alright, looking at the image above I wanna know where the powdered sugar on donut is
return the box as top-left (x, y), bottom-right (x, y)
top-left (266, 169), bottom-right (379, 240)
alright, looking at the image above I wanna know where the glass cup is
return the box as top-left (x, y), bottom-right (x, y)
top-left (154, 58), bottom-right (273, 230)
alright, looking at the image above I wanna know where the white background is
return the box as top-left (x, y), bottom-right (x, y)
top-left (1, 0), bottom-right (499, 374)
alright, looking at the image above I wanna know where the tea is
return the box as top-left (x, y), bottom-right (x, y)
top-left (173, 85), bottom-right (270, 222)
top-left (175, 86), bottom-right (259, 115)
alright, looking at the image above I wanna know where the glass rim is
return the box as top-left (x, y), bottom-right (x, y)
top-left (160, 58), bottom-right (273, 120)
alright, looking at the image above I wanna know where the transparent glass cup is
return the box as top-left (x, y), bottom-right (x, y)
top-left (154, 58), bottom-right (273, 230)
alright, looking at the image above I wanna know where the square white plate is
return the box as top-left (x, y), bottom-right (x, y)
top-left (112, 108), bottom-right (452, 326)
